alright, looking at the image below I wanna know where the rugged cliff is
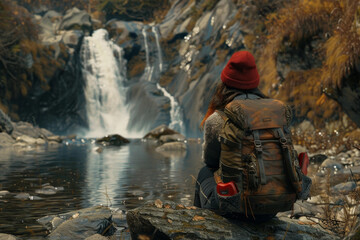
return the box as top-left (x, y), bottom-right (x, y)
top-left (1, 0), bottom-right (359, 140)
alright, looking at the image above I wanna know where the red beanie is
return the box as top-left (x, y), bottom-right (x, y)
top-left (221, 51), bottom-right (260, 90)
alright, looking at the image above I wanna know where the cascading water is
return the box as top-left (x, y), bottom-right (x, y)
top-left (143, 26), bottom-right (185, 134)
top-left (81, 29), bottom-right (142, 138)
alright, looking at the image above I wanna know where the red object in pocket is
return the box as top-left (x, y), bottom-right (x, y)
top-left (298, 152), bottom-right (310, 176)
top-left (216, 181), bottom-right (239, 196)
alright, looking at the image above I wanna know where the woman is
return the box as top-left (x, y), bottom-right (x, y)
top-left (194, 50), bottom-right (267, 210)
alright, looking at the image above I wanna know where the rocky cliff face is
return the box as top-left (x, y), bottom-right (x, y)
top-left (4, 0), bottom-right (359, 138)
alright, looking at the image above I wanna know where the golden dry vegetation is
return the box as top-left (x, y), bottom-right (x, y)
top-left (258, 0), bottom-right (360, 130)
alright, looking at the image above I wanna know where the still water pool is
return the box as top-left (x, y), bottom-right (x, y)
top-left (0, 139), bottom-right (203, 238)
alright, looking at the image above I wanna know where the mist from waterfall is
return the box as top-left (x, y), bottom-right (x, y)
top-left (80, 29), bottom-right (143, 138)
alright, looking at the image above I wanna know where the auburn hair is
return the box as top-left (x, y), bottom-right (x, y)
top-left (200, 82), bottom-right (267, 127)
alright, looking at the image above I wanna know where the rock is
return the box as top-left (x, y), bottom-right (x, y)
top-left (310, 154), bottom-right (328, 164)
top-left (346, 220), bottom-right (360, 239)
top-left (332, 182), bottom-right (356, 194)
top-left (62, 30), bottom-right (84, 48)
top-left (95, 147), bottom-right (103, 153)
top-left (293, 145), bottom-right (307, 154)
top-left (297, 120), bottom-right (316, 133)
top-left (127, 82), bottom-right (171, 134)
top-left (0, 132), bottom-right (15, 147)
top-left (143, 125), bottom-right (179, 139)
top-left (35, 185), bottom-right (57, 195)
top-left (14, 193), bottom-right (30, 200)
top-left (0, 109), bottom-right (13, 134)
top-left (96, 134), bottom-right (130, 146)
top-left (38, 206), bottom-right (128, 240)
top-left (159, 0), bottom-right (194, 38)
top-left (11, 122), bottom-right (47, 139)
top-left (126, 200), bottom-right (338, 240)
top-left (29, 195), bottom-right (43, 201)
top-left (159, 133), bottom-right (186, 143)
top-left (47, 135), bottom-right (63, 143)
top-left (320, 158), bottom-right (344, 173)
top-left (0, 191), bottom-right (10, 197)
top-left (85, 234), bottom-right (108, 240)
top-left (155, 142), bottom-right (187, 152)
top-left (16, 135), bottom-right (45, 145)
top-left (59, 7), bottom-right (92, 33)
top-left (39, 10), bottom-right (62, 36)
top-left (0, 233), bottom-right (18, 240)
top-left (50, 217), bottom-right (65, 230)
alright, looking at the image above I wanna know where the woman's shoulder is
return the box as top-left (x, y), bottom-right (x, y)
top-left (204, 111), bottom-right (224, 129)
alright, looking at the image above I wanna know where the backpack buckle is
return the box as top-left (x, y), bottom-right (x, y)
top-left (254, 140), bottom-right (262, 152)
top-left (280, 138), bottom-right (287, 144)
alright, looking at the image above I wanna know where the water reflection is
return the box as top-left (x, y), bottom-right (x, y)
top-left (0, 139), bottom-right (203, 238)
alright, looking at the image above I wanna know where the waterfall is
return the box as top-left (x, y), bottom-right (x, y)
top-left (144, 26), bottom-right (185, 135)
top-left (152, 26), bottom-right (163, 72)
top-left (81, 29), bottom-right (141, 138)
top-left (141, 27), bottom-right (154, 82)
top-left (156, 83), bottom-right (185, 134)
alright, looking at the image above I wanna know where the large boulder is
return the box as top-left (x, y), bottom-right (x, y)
top-left (127, 200), bottom-right (338, 240)
top-left (59, 7), bottom-right (92, 33)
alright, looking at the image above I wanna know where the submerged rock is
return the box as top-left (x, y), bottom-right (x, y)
top-left (35, 184), bottom-right (63, 195)
top-left (155, 142), bottom-right (187, 152)
top-left (96, 134), bottom-right (130, 146)
top-left (127, 200), bottom-right (337, 240)
top-left (14, 193), bottom-right (30, 200)
top-left (159, 133), bottom-right (186, 144)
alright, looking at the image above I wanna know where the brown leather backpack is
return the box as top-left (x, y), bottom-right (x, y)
top-left (215, 97), bottom-right (302, 217)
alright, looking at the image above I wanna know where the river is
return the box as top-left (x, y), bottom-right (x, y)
top-left (0, 139), bottom-right (203, 238)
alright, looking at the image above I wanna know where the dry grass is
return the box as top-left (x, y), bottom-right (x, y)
top-left (258, 0), bottom-right (360, 128)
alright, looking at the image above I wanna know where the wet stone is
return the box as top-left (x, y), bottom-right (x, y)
top-left (320, 158), bottom-right (343, 173)
top-left (332, 182), bottom-right (357, 194)
top-left (155, 142), bottom-right (187, 152)
top-left (0, 233), bottom-right (18, 240)
top-left (14, 193), bottom-right (30, 200)
top-left (0, 191), bottom-right (10, 197)
top-left (310, 154), bottom-right (328, 164)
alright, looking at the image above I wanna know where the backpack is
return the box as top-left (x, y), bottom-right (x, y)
top-left (215, 95), bottom-right (302, 217)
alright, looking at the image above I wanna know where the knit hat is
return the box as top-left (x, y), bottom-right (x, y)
top-left (221, 51), bottom-right (260, 90)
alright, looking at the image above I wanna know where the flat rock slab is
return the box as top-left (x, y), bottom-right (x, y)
top-left (126, 200), bottom-right (338, 240)
top-left (38, 206), bottom-right (128, 240)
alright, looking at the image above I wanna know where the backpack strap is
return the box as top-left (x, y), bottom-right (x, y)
top-left (216, 110), bottom-right (242, 149)
top-left (274, 128), bottom-right (302, 194)
top-left (253, 130), bottom-right (267, 185)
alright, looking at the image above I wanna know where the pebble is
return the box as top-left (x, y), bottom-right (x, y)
top-left (0, 190), bottom-right (10, 196)
top-left (14, 193), bottom-right (30, 200)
